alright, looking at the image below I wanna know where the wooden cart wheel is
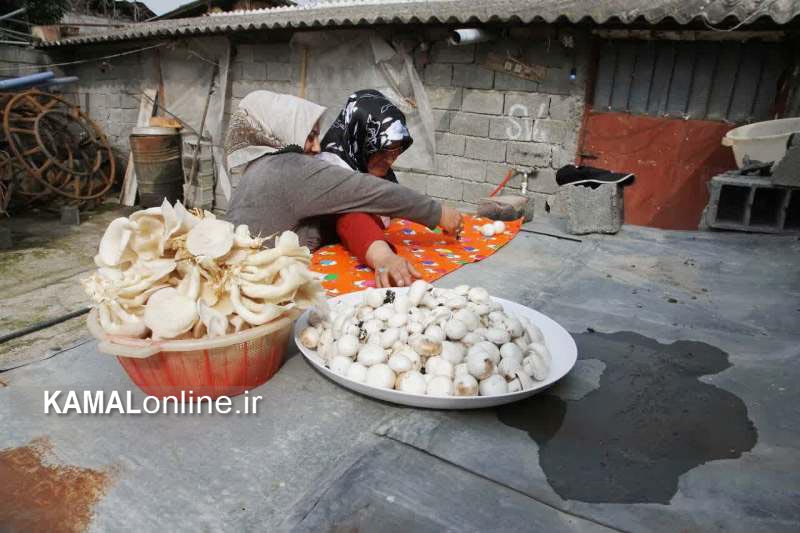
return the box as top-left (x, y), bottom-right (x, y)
top-left (3, 90), bottom-right (116, 203)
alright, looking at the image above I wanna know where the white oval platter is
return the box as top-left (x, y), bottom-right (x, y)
top-left (294, 288), bottom-right (577, 409)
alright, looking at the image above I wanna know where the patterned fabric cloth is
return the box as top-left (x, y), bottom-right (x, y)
top-left (310, 214), bottom-right (523, 296)
top-left (320, 89), bottom-right (412, 184)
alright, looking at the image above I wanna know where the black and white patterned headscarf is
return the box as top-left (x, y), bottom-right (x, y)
top-left (320, 89), bottom-right (413, 183)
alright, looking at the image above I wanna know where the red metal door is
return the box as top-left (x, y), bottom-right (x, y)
top-left (578, 111), bottom-right (736, 230)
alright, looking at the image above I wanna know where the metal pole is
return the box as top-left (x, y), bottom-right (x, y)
top-left (0, 7), bottom-right (26, 22)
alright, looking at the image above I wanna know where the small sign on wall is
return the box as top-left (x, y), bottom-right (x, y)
top-left (482, 53), bottom-right (547, 81)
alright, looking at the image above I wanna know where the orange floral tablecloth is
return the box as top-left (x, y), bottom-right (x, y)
top-left (310, 215), bottom-right (522, 296)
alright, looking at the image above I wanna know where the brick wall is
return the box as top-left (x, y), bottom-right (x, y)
top-left (395, 27), bottom-right (588, 215)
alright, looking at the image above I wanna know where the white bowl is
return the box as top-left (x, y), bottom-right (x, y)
top-left (294, 288), bottom-right (577, 409)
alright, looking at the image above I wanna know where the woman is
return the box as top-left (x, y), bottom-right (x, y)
top-left (318, 90), bottom-right (421, 288)
top-left (224, 90), bottom-right (462, 287)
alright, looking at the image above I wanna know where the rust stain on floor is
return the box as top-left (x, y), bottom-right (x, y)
top-left (0, 437), bottom-right (116, 532)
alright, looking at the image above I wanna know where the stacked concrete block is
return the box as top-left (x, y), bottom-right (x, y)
top-left (559, 183), bottom-right (623, 235)
top-left (703, 173), bottom-right (800, 233)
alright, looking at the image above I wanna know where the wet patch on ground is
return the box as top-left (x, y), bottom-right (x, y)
top-left (0, 436), bottom-right (116, 532)
top-left (497, 331), bottom-right (757, 504)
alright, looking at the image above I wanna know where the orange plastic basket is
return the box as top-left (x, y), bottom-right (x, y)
top-left (87, 309), bottom-right (299, 399)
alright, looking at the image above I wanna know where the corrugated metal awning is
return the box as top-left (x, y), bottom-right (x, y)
top-left (39, 0), bottom-right (800, 47)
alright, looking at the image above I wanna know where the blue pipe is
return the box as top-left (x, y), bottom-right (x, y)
top-left (0, 71), bottom-right (55, 90)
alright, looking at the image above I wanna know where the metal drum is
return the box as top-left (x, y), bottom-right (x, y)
top-left (129, 126), bottom-right (183, 207)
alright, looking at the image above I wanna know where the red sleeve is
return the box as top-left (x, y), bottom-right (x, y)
top-left (336, 212), bottom-right (388, 263)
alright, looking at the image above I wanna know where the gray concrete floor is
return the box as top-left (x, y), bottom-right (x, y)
top-left (1, 216), bottom-right (799, 532)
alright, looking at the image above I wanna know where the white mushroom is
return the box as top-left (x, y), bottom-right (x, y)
top-left (486, 327), bottom-right (511, 345)
top-left (467, 287), bottom-right (490, 304)
top-left (440, 341), bottom-right (466, 365)
top-left (508, 377), bottom-right (522, 393)
top-left (365, 364), bottom-right (396, 389)
top-left (144, 287), bottom-right (198, 339)
top-left (330, 356), bottom-right (353, 375)
top-left (492, 220), bottom-right (506, 233)
top-left (523, 343), bottom-right (551, 381)
top-left (454, 363), bottom-right (470, 378)
top-left (424, 324), bottom-right (445, 343)
top-left (396, 371), bottom-right (426, 394)
top-left (461, 332), bottom-right (481, 346)
top-left (466, 350), bottom-right (495, 380)
top-left (444, 319), bottom-right (468, 341)
top-left (346, 362), bottom-right (368, 383)
top-left (453, 309), bottom-right (479, 330)
top-left (426, 356), bottom-right (454, 378)
top-left (452, 285), bottom-right (470, 296)
top-left (300, 326), bottom-right (320, 349)
top-left (374, 305), bottom-right (394, 322)
top-left (387, 313), bottom-right (408, 328)
top-left (479, 374), bottom-right (509, 396)
top-left (500, 342), bottom-right (524, 363)
top-left (365, 289), bottom-right (385, 308)
top-left (407, 280), bottom-right (429, 307)
top-left (356, 344), bottom-right (387, 367)
top-left (445, 295), bottom-right (468, 309)
top-left (393, 295), bottom-right (410, 315)
top-left (388, 353), bottom-right (413, 374)
top-left (497, 357), bottom-right (522, 380)
top-left (412, 336), bottom-right (442, 357)
top-left (454, 374), bottom-right (479, 396)
top-left (336, 334), bottom-right (360, 357)
top-left (426, 376), bottom-right (453, 396)
top-left (380, 328), bottom-right (400, 349)
top-left (504, 316), bottom-right (524, 338)
top-left (470, 341), bottom-right (501, 364)
top-left (515, 370), bottom-right (535, 390)
top-left (480, 223), bottom-right (495, 237)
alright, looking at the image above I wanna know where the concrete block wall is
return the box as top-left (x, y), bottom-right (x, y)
top-left (396, 28), bottom-right (588, 215)
top-left (0, 45), bottom-right (54, 79)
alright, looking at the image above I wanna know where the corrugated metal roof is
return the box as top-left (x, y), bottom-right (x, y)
top-left (40, 0), bottom-right (800, 47)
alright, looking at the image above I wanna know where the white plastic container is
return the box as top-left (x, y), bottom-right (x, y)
top-left (722, 118), bottom-right (800, 168)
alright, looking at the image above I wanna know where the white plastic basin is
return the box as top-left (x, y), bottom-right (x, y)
top-left (722, 117), bottom-right (800, 168)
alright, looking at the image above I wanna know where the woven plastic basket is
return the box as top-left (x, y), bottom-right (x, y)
top-left (87, 309), bottom-right (300, 399)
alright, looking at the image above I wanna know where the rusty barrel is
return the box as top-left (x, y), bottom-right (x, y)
top-left (129, 127), bottom-right (183, 207)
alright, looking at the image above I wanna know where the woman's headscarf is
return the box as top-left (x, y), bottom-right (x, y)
top-left (320, 89), bottom-right (413, 182)
top-left (224, 90), bottom-right (326, 174)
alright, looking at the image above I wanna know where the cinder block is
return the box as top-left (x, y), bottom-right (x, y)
top-left (60, 205), bottom-right (81, 225)
top-left (532, 119), bottom-right (568, 145)
top-left (465, 137), bottom-right (506, 162)
top-left (538, 67), bottom-right (579, 96)
top-left (444, 156), bottom-right (486, 182)
top-left (485, 162), bottom-right (516, 186)
top-left (432, 110), bottom-right (452, 132)
top-left (435, 133), bottom-right (466, 156)
top-left (431, 42), bottom-right (475, 64)
top-left (494, 72), bottom-right (539, 92)
top-left (106, 92), bottom-right (121, 108)
top-left (120, 93), bottom-right (139, 109)
top-left (704, 173), bottom-right (798, 233)
top-left (426, 86), bottom-right (463, 110)
top-left (450, 112), bottom-right (490, 137)
top-left (235, 44), bottom-right (254, 63)
top-left (507, 142), bottom-right (551, 166)
top-left (558, 183), bottom-right (623, 234)
top-left (427, 175), bottom-right (464, 200)
top-left (395, 171), bottom-right (429, 194)
top-left (549, 95), bottom-right (584, 121)
top-left (462, 90), bottom-right (504, 115)
top-left (259, 43), bottom-right (292, 62)
top-left (462, 182), bottom-right (495, 204)
top-left (424, 64), bottom-right (453, 86)
top-left (242, 62), bottom-right (267, 81)
top-left (504, 92), bottom-right (549, 118)
top-left (267, 62), bottom-right (293, 81)
top-left (489, 116), bottom-right (533, 141)
top-left (527, 168), bottom-right (559, 194)
top-left (452, 64), bottom-right (494, 89)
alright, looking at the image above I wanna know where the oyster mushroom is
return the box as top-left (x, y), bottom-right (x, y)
top-left (186, 218), bottom-right (236, 258)
top-left (97, 217), bottom-right (136, 267)
top-left (97, 300), bottom-right (147, 338)
top-left (144, 287), bottom-right (198, 339)
top-left (197, 300), bottom-right (229, 338)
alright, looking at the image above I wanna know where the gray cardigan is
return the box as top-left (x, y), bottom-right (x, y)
top-left (225, 152), bottom-right (442, 250)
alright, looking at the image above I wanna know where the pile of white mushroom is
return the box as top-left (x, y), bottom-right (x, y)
top-left (82, 200), bottom-right (324, 340)
top-left (299, 281), bottom-right (551, 397)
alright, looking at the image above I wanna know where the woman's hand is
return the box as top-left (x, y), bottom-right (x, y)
top-left (365, 240), bottom-right (421, 288)
top-left (439, 205), bottom-right (464, 238)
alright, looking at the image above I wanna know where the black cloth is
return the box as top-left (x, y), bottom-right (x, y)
top-left (320, 89), bottom-right (413, 184)
top-left (556, 165), bottom-right (635, 187)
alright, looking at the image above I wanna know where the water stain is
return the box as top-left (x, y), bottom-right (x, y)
top-left (0, 436), bottom-right (116, 532)
top-left (497, 331), bottom-right (757, 504)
